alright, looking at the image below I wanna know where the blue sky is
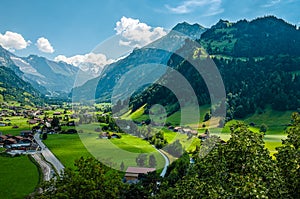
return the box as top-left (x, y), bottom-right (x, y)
top-left (0, 0), bottom-right (299, 65)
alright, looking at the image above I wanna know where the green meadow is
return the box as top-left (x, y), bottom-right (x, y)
top-left (0, 116), bottom-right (32, 136)
top-left (166, 104), bottom-right (211, 126)
top-left (125, 104), bottom-right (293, 156)
top-left (44, 125), bottom-right (165, 171)
top-left (43, 133), bottom-right (92, 169)
top-left (0, 155), bottom-right (40, 199)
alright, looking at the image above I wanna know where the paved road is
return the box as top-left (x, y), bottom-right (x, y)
top-left (31, 153), bottom-right (52, 181)
top-left (34, 133), bottom-right (65, 175)
top-left (152, 145), bottom-right (170, 177)
top-left (156, 149), bottom-right (170, 177)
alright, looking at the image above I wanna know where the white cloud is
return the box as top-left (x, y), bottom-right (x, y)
top-left (0, 31), bottom-right (30, 52)
top-left (115, 16), bottom-right (167, 48)
top-left (262, 0), bottom-right (281, 7)
top-left (165, 0), bottom-right (223, 16)
top-left (36, 37), bottom-right (54, 53)
top-left (54, 53), bottom-right (114, 68)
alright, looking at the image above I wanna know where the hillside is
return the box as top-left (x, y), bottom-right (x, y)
top-left (200, 16), bottom-right (300, 57)
top-left (129, 16), bottom-right (300, 121)
top-left (0, 65), bottom-right (44, 105)
top-left (71, 22), bottom-right (206, 102)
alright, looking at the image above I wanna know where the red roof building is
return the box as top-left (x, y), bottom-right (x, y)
top-left (125, 167), bottom-right (156, 182)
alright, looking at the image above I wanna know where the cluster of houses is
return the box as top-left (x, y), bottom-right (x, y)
top-left (169, 126), bottom-right (209, 140)
top-left (0, 106), bottom-right (45, 118)
top-left (0, 106), bottom-right (47, 127)
top-left (0, 130), bottom-right (38, 154)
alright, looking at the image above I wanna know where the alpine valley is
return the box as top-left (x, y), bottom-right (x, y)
top-left (0, 15), bottom-right (300, 199)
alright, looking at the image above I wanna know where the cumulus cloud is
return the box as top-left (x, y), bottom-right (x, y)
top-left (54, 53), bottom-right (114, 68)
top-left (115, 16), bottom-right (167, 48)
top-left (0, 31), bottom-right (30, 51)
top-left (36, 37), bottom-right (54, 53)
top-left (165, 0), bottom-right (223, 16)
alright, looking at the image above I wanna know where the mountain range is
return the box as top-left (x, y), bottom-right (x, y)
top-left (0, 46), bottom-right (79, 96)
top-left (0, 16), bottom-right (299, 118)
top-left (129, 16), bottom-right (300, 121)
top-left (73, 16), bottom-right (300, 122)
top-left (71, 22), bottom-right (207, 102)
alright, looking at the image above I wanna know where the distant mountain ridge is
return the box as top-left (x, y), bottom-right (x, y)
top-left (0, 46), bottom-right (80, 96)
top-left (172, 22), bottom-right (206, 40)
top-left (72, 21), bottom-right (207, 102)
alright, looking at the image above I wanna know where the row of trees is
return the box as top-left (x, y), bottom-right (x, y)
top-left (135, 154), bottom-right (157, 168)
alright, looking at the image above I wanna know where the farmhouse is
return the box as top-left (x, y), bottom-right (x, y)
top-left (28, 119), bottom-right (38, 125)
top-left (173, 126), bottom-right (182, 132)
top-left (20, 130), bottom-right (33, 138)
top-left (0, 133), bottom-right (37, 153)
top-left (199, 133), bottom-right (209, 140)
top-left (124, 167), bottom-right (156, 183)
top-left (0, 135), bottom-right (7, 141)
top-left (53, 112), bottom-right (62, 116)
top-left (99, 132), bottom-right (109, 139)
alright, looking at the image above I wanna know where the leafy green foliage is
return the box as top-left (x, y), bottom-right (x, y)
top-left (201, 16), bottom-right (300, 57)
top-left (36, 157), bottom-right (124, 199)
top-left (158, 123), bottom-right (289, 198)
top-left (149, 130), bottom-right (167, 149)
top-left (275, 112), bottom-right (300, 198)
top-left (163, 152), bottom-right (190, 186)
top-left (51, 116), bottom-right (60, 128)
top-left (36, 114), bottom-right (299, 198)
top-left (42, 133), bottom-right (48, 140)
top-left (259, 123), bottom-right (268, 133)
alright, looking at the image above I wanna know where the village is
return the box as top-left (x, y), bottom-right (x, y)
top-left (0, 102), bottom-right (214, 186)
top-left (0, 104), bottom-right (76, 155)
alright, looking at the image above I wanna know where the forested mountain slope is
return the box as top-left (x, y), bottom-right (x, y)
top-left (130, 16), bottom-right (300, 120)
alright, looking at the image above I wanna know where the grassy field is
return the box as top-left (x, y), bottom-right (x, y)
top-left (122, 104), bottom-right (149, 122)
top-left (79, 132), bottom-right (165, 170)
top-left (163, 104), bottom-right (292, 134)
top-left (160, 128), bottom-right (200, 153)
top-left (0, 155), bottom-right (40, 199)
top-left (43, 134), bottom-right (92, 169)
top-left (44, 125), bottom-right (165, 171)
top-left (126, 104), bottom-right (294, 157)
top-left (243, 107), bottom-right (293, 134)
top-left (263, 134), bottom-right (286, 156)
top-left (0, 116), bottom-right (32, 136)
top-left (166, 104), bottom-right (211, 126)
top-left (122, 104), bottom-right (211, 127)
